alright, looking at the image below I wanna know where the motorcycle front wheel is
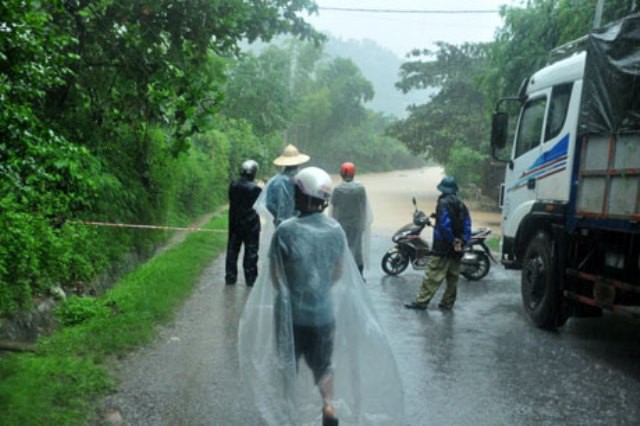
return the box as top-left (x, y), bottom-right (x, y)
top-left (381, 250), bottom-right (410, 276)
top-left (461, 250), bottom-right (490, 281)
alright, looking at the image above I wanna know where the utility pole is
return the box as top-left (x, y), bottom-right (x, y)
top-left (593, 0), bottom-right (604, 28)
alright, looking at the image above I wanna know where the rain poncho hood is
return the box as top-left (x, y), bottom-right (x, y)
top-left (238, 212), bottom-right (404, 425)
top-left (329, 180), bottom-right (373, 270)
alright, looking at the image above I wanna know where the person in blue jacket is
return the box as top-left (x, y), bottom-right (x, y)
top-left (265, 144), bottom-right (310, 226)
top-left (405, 176), bottom-right (471, 310)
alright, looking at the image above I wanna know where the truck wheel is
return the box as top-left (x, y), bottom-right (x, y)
top-left (521, 232), bottom-right (560, 329)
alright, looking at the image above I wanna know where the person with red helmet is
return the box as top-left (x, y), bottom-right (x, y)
top-left (330, 162), bottom-right (372, 275)
top-left (339, 162), bottom-right (355, 179)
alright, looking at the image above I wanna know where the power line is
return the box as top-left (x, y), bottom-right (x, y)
top-left (318, 7), bottom-right (499, 14)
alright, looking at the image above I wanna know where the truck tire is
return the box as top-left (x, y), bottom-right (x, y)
top-left (521, 232), bottom-right (561, 329)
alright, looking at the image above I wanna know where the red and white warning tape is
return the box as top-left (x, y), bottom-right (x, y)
top-left (68, 220), bottom-right (227, 233)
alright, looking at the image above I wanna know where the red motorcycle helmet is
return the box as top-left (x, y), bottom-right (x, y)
top-left (340, 162), bottom-right (356, 179)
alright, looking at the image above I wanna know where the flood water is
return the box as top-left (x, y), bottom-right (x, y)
top-left (346, 166), bottom-right (502, 237)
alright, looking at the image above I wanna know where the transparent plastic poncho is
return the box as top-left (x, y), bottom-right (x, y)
top-left (329, 180), bottom-right (373, 270)
top-left (262, 169), bottom-right (298, 227)
top-left (238, 212), bottom-right (404, 425)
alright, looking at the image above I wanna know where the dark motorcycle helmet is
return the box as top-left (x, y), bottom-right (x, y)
top-left (240, 159), bottom-right (258, 180)
top-left (436, 176), bottom-right (459, 194)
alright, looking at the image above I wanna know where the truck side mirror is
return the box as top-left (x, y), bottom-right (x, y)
top-left (491, 111), bottom-right (509, 150)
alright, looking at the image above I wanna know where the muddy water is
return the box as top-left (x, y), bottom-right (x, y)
top-left (338, 166), bottom-right (502, 237)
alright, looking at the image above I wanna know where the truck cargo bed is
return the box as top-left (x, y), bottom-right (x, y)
top-left (576, 133), bottom-right (640, 224)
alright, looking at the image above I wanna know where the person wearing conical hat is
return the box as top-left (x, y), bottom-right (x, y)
top-left (264, 144), bottom-right (310, 226)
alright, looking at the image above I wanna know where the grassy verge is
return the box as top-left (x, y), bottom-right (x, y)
top-left (486, 236), bottom-right (500, 253)
top-left (0, 214), bottom-right (228, 425)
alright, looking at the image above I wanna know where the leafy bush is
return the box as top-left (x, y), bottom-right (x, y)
top-left (0, 121), bottom-right (231, 316)
top-left (0, 140), bottom-right (105, 315)
top-left (0, 215), bottom-right (227, 425)
top-left (54, 296), bottom-right (110, 327)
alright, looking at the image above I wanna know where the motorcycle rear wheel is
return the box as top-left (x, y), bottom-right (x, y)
top-left (461, 250), bottom-right (490, 281)
top-left (382, 250), bottom-right (409, 275)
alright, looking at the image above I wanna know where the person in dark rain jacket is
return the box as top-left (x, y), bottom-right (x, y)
top-left (225, 160), bottom-right (262, 286)
top-left (404, 176), bottom-right (471, 310)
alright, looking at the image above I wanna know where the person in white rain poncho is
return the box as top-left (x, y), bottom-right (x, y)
top-left (329, 162), bottom-right (373, 275)
top-left (239, 167), bottom-right (404, 426)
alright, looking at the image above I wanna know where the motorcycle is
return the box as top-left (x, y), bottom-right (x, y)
top-left (381, 198), bottom-right (496, 281)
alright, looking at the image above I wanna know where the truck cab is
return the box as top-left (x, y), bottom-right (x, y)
top-left (499, 52), bottom-right (585, 267)
top-left (491, 14), bottom-right (640, 329)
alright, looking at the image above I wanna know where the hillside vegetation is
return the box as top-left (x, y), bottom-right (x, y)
top-left (387, 0), bottom-right (636, 192)
top-left (0, 0), bottom-right (421, 317)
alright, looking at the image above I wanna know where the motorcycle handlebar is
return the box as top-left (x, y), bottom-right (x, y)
top-left (413, 210), bottom-right (431, 227)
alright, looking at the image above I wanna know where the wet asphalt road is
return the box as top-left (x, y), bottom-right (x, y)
top-left (100, 234), bottom-right (640, 425)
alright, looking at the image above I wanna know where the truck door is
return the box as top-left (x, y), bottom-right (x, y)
top-left (502, 93), bottom-right (548, 239)
top-left (536, 83), bottom-right (576, 201)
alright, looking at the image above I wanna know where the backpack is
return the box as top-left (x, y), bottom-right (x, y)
top-left (448, 196), bottom-right (468, 240)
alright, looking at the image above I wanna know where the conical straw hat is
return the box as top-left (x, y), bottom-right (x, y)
top-left (273, 144), bottom-right (310, 166)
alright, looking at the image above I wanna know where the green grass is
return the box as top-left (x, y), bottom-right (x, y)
top-left (0, 214), bottom-right (228, 426)
top-left (485, 236), bottom-right (500, 253)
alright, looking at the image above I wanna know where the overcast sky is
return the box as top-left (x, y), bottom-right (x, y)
top-left (304, 0), bottom-right (522, 58)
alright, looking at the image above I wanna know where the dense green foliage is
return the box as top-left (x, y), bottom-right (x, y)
top-left (1, 0), bottom-right (420, 317)
top-left (389, 42), bottom-right (491, 170)
top-left (0, 0), bottom-right (321, 316)
top-left (228, 40), bottom-right (424, 174)
top-left (0, 215), bottom-right (228, 425)
top-left (388, 0), bottom-right (637, 189)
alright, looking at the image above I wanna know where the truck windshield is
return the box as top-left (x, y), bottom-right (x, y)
top-left (515, 97), bottom-right (547, 158)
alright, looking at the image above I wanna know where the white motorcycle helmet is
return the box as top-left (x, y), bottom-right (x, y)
top-left (294, 167), bottom-right (333, 201)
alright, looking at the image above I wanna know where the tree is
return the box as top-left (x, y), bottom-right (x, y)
top-left (316, 57), bottom-right (374, 131)
top-left (388, 42), bottom-right (490, 166)
top-left (222, 40), bottom-right (324, 137)
top-left (0, 0), bottom-right (325, 315)
top-left (225, 38), bottom-right (420, 173)
top-left (41, 0), bottom-right (323, 153)
top-left (483, 0), bottom-right (636, 100)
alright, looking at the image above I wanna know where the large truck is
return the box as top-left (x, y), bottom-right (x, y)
top-left (490, 14), bottom-right (640, 329)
